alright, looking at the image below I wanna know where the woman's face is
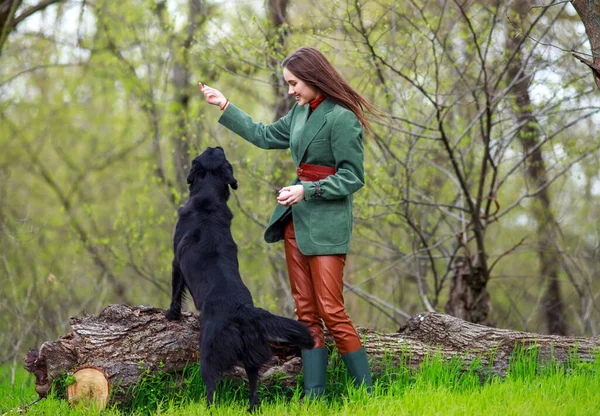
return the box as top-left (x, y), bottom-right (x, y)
top-left (283, 67), bottom-right (320, 106)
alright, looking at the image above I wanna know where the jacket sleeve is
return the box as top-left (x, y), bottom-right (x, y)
top-left (218, 103), bottom-right (295, 150)
top-left (302, 109), bottom-right (365, 200)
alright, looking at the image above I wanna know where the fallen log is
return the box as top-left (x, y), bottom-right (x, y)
top-left (24, 304), bottom-right (600, 408)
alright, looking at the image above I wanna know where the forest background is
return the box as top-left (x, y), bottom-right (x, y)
top-left (1, 0), bottom-right (600, 375)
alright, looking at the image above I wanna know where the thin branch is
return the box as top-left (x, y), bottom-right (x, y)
top-left (488, 237), bottom-right (528, 273)
top-left (1, 63), bottom-right (83, 86)
top-left (10, 0), bottom-right (64, 28)
top-left (343, 281), bottom-right (410, 323)
top-left (493, 145), bottom-right (600, 222)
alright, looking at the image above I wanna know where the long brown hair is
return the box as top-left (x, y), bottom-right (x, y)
top-left (282, 46), bottom-right (382, 135)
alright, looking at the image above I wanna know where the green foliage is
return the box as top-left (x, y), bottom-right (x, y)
top-left (122, 362), bottom-right (198, 414)
top-left (2, 349), bottom-right (600, 415)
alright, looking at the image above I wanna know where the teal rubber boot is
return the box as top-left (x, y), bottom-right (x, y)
top-left (301, 348), bottom-right (328, 400)
top-left (341, 347), bottom-right (374, 392)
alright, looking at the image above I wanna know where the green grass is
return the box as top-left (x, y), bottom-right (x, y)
top-left (2, 349), bottom-right (600, 415)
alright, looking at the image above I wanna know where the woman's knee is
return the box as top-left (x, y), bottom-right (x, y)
top-left (316, 302), bottom-right (351, 328)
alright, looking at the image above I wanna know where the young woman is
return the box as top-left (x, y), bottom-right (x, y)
top-left (199, 46), bottom-right (380, 399)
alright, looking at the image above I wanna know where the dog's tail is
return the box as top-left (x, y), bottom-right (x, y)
top-left (251, 307), bottom-right (315, 350)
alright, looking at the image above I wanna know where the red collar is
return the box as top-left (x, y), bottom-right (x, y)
top-left (309, 95), bottom-right (326, 111)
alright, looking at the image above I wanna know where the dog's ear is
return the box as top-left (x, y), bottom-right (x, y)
top-left (224, 161), bottom-right (238, 190)
top-left (186, 158), bottom-right (202, 186)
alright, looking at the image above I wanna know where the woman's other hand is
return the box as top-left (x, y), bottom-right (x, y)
top-left (277, 185), bottom-right (305, 206)
top-left (198, 83), bottom-right (227, 108)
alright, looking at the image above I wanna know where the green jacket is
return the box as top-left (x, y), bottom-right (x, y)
top-left (218, 98), bottom-right (364, 255)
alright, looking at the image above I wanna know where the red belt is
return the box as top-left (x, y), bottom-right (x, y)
top-left (296, 163), bottom-right (336, 181)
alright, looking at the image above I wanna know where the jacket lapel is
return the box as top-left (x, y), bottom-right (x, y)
top-left (290, 106), bottom-right (309, 165)
top-left (293, 98), bottom-right (335, 165)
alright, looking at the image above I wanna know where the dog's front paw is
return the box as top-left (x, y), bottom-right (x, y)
top-left (166, 308), bottom-right (181, 321)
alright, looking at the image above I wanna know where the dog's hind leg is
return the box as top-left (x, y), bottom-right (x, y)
top-left (245, 365), bottom-right (260, 412)
top-left (166, 261), bottom-right (184, 321)
top-left (201, 358), bottom-right (218, 408)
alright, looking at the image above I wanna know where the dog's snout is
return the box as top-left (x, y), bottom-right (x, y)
top-left (212, 146), bottom-right (225, 157)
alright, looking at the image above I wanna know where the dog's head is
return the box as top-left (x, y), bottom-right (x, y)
top-left (187, 146), bottom-right (238, 197)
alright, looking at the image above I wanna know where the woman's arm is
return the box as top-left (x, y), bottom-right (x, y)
top-left (301, 109), bottom-right (365, 200)
top-left (199, 83), bottom-right (294, 150)
top-left (218, 103), bottom-right (295, 150)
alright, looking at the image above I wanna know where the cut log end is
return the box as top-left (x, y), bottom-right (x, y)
top-left (66, 367), bottom-right (110, 410)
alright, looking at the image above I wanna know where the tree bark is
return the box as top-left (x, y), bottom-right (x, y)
top-left (571, 0), bottom-right (600, 88)
top-left (507, 1), bottom-right (568, 335)
top-left (445, 256), bottom-right (490, 324)
top-left (267, 0), bottom-right (294, 122)
top-left (24, 304), bottom-right (599, 407)
top-left (0, 0), bottom-right (65, 56)
top-left (155, 0), bottom-right (204, 193)
top-left (264, 0), bottom-right (296, 317)
top-left (0, 0), bottom-right (22, 54)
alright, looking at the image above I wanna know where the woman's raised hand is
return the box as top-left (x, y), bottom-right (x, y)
top-left (198, 82), bottom-right (227, 108)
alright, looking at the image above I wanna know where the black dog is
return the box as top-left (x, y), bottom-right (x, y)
top-left (166, 146), bottom-right (314, 411)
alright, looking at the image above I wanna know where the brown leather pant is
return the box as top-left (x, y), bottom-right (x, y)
top-left (284, 220), bottom-right (362, 354)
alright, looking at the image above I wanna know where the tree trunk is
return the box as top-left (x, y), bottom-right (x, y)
top-left (445, 256), bottom-right (490, 324)
top-left (165, 0), bottom-right (204, 193)
top-left (267, 0), bottom-right (294, 122)
top-left (0, 1), bottom-right (22, 55)
top-left (1, 0), bottom-right (67, 56)
top-left (507, 1), bottom-right (568, 335)
top-left (24, 304), bottom-right (599, 407)
top-left (264, 0), bottom-right (296, 316)
top-left (571, 0), bottom-right (600, 88)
